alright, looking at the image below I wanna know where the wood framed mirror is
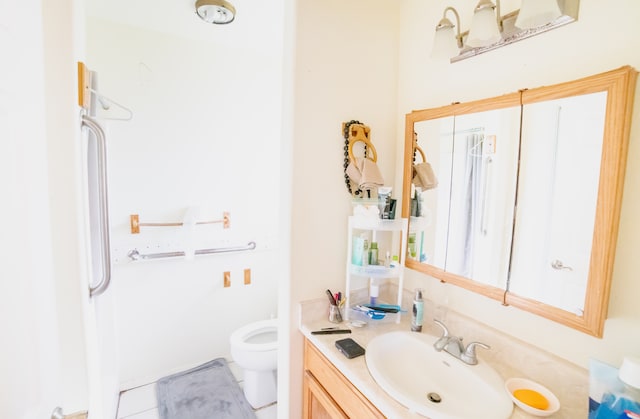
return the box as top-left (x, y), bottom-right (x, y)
top-left (401, 66), bottom-right (637, 337)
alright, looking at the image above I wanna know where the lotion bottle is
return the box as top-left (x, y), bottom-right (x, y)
top-left (369, 242), bottom-right (378, 265)
top-left (411, 288), bottom-right (424, 332)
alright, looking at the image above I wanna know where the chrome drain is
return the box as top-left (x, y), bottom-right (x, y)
top-left (427, 392), bottom-right (442, 403)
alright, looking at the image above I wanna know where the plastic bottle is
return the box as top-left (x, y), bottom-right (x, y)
top-left (369, 242), bottom-right (378, 265)
top-left (352, 235), bottom-right (365, 266)
top-left (411, 288), bottom-right (424, 332)
top-left (362, 239), bottom-right (369, 267)
top-left (390, 255), bottom-right (399, 268)
top-left (408, 233), bottom-right (417, 259)
top-left (369, 280), bottom-right (379, 306)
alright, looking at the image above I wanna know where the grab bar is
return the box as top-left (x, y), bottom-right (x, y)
top-left (127, 241), bottom-right (257, 261)
top-left (81, 115), bottom-right (112, 297)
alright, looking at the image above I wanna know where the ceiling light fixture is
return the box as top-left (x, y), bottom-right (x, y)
top-left (195, 0), bottom-right (236, 25)
top-left (431, 0), bottom-right (579, 63)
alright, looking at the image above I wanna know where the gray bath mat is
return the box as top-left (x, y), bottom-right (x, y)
top-left (157, 358), bottom-right (256, 419)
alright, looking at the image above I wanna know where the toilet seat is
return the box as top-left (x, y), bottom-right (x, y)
top-left (230, 319), bottom-right (278, 352)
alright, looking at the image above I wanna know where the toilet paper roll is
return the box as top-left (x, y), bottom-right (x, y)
top-left (182, 206), bottom-right (200, 260)
top-left (619, 356), bottom-right (640, 389)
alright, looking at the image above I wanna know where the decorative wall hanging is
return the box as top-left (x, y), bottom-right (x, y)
top-left (342, 120), bottom-right (384, 197)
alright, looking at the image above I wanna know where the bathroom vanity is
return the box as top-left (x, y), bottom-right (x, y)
top-left (299, 295), bottom-right (588, 418)
top-left (301, 319), bottom-right (421, 419)
top-left (303, 339), bottom-right (384, 418)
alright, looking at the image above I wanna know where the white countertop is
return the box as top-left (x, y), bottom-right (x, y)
top-left (299, 303), bottom-right (548, 419)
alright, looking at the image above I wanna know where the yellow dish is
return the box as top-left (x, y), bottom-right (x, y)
top-left (513, 388), bottom-right (550, 410)
top-left (505, 377), bottom-right (560, 417)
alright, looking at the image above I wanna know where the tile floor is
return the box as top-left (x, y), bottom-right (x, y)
top-left (116, 360), bottom-right (277, 419)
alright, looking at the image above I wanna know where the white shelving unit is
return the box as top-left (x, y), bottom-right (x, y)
top-left (345, 216), bottom-right (408, 323)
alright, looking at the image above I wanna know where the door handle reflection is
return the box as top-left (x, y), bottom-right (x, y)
top-left (51, 407), bottom-right (88, 419)
top-left (550, 259), bottom-right (573, 271)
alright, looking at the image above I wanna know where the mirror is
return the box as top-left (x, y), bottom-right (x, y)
top-left (509, 91), bottom-right (608, 314)
top-left (402, 67), bottom-right (637, 337)
top-left (410, 102), bottom-right (521, 290)
top-left (410, 116), bottom-right (453, 270)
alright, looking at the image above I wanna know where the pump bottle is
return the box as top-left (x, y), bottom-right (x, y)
top-left (411, 288), bottom-right (424, 332)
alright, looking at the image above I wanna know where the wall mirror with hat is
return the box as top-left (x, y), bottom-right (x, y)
top-left (401, 66), bottom-right (637, 337)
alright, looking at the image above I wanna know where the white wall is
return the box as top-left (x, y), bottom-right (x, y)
top-left (86, 14), bottom-right (285, 386)
top-left (279, 1), bottom-right (296, 417)
top-left (1, 0), bottom-right (94, 417)
top-left (0, 2), bottom-right (65, 416)
top-left (42, 0), bottom-right (94, 413)
top-left (289, 0), bottom-right (400, 417)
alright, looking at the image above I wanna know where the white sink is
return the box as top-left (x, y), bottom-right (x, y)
top-left (365, 331), bottom-right (513, 419)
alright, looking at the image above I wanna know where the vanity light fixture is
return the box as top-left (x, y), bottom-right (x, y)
top-left (466, 0), bottom-right (502, 48)
top-left (195, 0), bottom-right (236, 24)
top-left (431, 0), bottom-right (579, 63)
top-left (431, 7), bottom-right (463, 59)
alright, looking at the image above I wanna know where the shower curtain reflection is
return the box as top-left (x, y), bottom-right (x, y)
top-left (446, 132), bottom-right (489, 278)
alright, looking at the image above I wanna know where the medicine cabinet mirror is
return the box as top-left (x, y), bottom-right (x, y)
top-left (401, 66), bottom-right (637, 337)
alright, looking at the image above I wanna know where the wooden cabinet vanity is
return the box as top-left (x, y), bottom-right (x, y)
top-left (302, 339), bottom-right (384, 419)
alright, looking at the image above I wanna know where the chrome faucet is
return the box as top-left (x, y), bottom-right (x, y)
top-left (433, 320), bottom-right (490, 365)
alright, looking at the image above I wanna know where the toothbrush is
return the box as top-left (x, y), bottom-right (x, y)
top-left (354, 305), bottom-right (386, 319)
top-left (326, 289), bottom-right (337, 306)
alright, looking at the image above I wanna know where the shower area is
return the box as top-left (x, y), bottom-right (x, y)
top-left (82, 0), bottom-right (285, 417)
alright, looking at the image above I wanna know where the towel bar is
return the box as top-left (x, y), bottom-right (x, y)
top-left (130, 211), bottom-right (230, 234)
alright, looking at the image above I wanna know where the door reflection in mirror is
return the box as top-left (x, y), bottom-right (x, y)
top-left (447, 129), bottom-right (491, 279)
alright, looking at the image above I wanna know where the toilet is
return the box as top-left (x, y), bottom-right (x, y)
top-left (229, 318), bottom-right (278, 409)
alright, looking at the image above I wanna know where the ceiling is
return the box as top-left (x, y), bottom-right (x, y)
top-left (85, 0), bottom-right (283, 47)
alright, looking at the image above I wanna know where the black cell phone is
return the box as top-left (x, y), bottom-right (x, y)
top-left (335, 338), bottom-right (365, 359)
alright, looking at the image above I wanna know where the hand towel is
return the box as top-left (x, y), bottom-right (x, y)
top-left (346, 158), bottom-right (384, 190)
top-left (413, 162), bottom-right (438, 190)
